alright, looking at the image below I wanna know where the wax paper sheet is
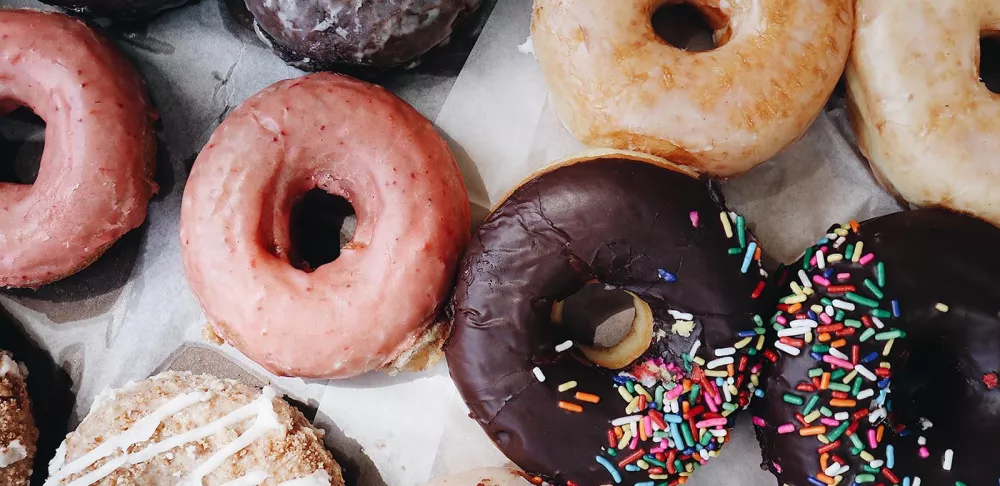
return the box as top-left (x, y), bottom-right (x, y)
top-left (0, 1), bottom-right (904, 485)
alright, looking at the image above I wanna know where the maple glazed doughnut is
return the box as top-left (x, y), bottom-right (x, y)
top-left (755, 209), bottom-right (1000, 485)
top-left (446, 150), bottom-right (771, 486)
top-left (0, 10), bottom-right (157, 288)
top-left (180, 73), bottom-right (470, 379)
top-left (530, 0), bottom-right (853, 176)
top-left (847, 0), bottom-right (1000, 227)
top-left (45, 372), bottom-right (342, 485)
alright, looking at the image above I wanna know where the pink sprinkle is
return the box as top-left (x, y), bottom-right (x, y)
top-left (919, 447), bottom-right (930, 459)
top-left (695, 418), bottom-right (728, 428)
top-left (659, 439), bottom-right (669, 449)
top-left (822, 354), bottom-right (855, 370)
top-left (809, 256), bottom-right (817, 266)
top-left (836, 272), bottom-right (851, 281)
top-left (819, 313), bottom-right (833, 324)
top-left (776, 315), bottom-right (788, 325)
top-left (666, 386), bottom-right (685, 400)
top-left (689, 211), bottom-right (699, 228)
top-left (650, 447), bottom-right (665, 454)
top-left (777, 424), bottom-right (796, 434)
top-left (753, 416), bottom-right (766, 427)
top-left (773, 462), bottom-right (783, 474)
top-left (820, 418), bottom-right (840, 427)
top-left (705, 396), bottom-right (719, 413)
top-left (751, 363), bottom-right (763, 374)
top-left (867, 428), bottom-right (878, 449)
top-left (629, 434), bottom-right (639, 450)
top-left (859, 253), bottom-right (875, 265)
top-left (643, 416), bottom-right (653, 437)
top-left (812, 275), bottom-right (831, 287)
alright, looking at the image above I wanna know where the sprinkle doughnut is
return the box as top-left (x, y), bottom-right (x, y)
top-left (530, 0), bottom-right (853, 176)
top-left (847, 0), bottom-right (1000, 227)
top-left (446, 150), bottom-right (770, 486)
top-left (38, 0), bottom-right (193, 19)
top-left (0, 10), bottom-right (157, 288)
top-left (0, 351), bottom-right (36, 486)
top-left (244, 0), bottom-right (483, 72)
top-left (422, 468), bottom-right (531, 486)
top-left (754, 209), bottom-right (1000, 485)
top-left (180, 73), bottom-right (470, 379)
top-left (45, 371), bottom-right (341, 485)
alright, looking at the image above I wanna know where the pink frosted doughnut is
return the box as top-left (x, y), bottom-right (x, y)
top-left (0, 10), bottom-right (157, 288)
top-left (180, 73), bottom-right (470, 379)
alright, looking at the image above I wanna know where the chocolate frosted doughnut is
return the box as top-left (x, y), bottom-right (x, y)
top-left (39, 0), bottom-right (194, 19)
top-left (754, 209), bottom-right (1000, 485)
top-left (446, 150), bottom-right (771, 486)
top-left (245, 0), bottom-right (482, 71)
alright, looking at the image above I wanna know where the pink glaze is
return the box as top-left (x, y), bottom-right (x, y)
top-left (180, 73), bottom-right (470, 379)
top-left (0, 10), bottom-right (157, 288)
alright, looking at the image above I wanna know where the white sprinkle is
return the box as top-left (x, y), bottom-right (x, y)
top-left (555, 340), bottom-right (573, 353)
top-left (824, 305), bottom-right (835, 317)
top-left (775, 342), bottom-right (801, 356)
top-left (707, 357), bottom-right (734, 369)
top-left (871, 316), bottom-right (886, 329)
top-left (828, 347), bottom-right (849, 360)
top-left (833, 236), bottom-right (846, 249)
top-left (869, 459), bottom-right (884, 468)
top-left (942, 449), bottom-right (954, 471)
top-left (714, 347), bottom-right (736, 357)
top-left (790, 319), bottom-right (818, 328)
top-left (689, 339), bottom-right (702, 357)
top-left (869, 408), bottom-right (887, 424)
top-left (532, 367), bottom-right (546, 382)
top-left (798, 270), bottom-right (813, 288)
top-left (834, 412), bottom-right (850, 421)
top-left (611, 415), bottom-right (643, 426)
top-left (832, 300), bottom-right (856, 311)
top-left (919, 417), bottom-right (934, 430)
top-left (777, 327), bottom-right (809, 337)
top-left (816, 250), bottom-right (826, 269)
top-left (669, 310), bottom-right (694, 321)
top-left (834, 464), bottom-right (851, 476)
top-left (918, 436), bottom-right (927, 446)
top-left (824, 463), bottom-right (840, 476)
top-left (709, 429), bottom-right (728, 437)
top-left (855, 364), bottom-right (877, 381)
top-left (856, 389), bottom-right (875, 400)
top-left (912, 478), bottom-right (922, 486)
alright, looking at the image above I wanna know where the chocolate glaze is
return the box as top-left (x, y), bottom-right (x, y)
top-left (39, 0), bottom-right (195, 20)
top-left (446, 156), bottom-right (770, 486)
top-left (756, 208), bottom-right (1000, 485)
top-left (245, 0), bottom-right (482, 72)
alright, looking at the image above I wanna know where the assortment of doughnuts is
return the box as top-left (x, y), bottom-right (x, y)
top-left (447, 150), bottom-right (770, 485)
top-left (755, 209), bottom-right (1000, 486)
top-left (5, 1), bottom-right (1000, 485)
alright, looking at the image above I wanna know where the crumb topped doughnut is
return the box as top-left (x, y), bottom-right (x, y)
top-left (0, 351), bottom-right (37, 486)
top-left (45, 371), bottom-right (342, 486)
top-left (447, 150), bottom-right (771, 486)
top-left (755, 209), bottom-right (1000, 485)
top-left (531, 0), bottom-right (853, 176)
top-left (245, 0), bottom-right (483, 71)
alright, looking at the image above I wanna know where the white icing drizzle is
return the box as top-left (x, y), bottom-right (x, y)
top-left (0, 440), bottom-right (28, 468)
top-left (47, 386), bottom-right (291, 486)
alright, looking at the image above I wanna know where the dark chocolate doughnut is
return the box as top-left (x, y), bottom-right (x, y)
top-left (38, 0), bottom-right (194, 20)
top-left (446, 150), bottom-right (772, 486)
top-left (245, 0), bottom-right (482, 71)
top-left (754, 208), bottom-right (1000, 486)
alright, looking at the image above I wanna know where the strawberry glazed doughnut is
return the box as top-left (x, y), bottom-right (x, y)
top-left (531, 0), bottom-right (854, 176)
top-left (0, 10), bottom-right (157, 289)
top-left (180, 73), bottom-right (470, 379)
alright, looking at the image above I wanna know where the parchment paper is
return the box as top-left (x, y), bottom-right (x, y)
top-left (0, 1), bottom-right (905, 485)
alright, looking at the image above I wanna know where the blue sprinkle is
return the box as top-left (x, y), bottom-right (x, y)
top-left (823, 268), bottom-right (835, 279)
top-left (892, 299), bottom-right (901, 317)
top-left (739, 330), bottom-right (758, 338)
top-left (754, 388), bottom-right (766, 398)
top-left (863, 352), bottom-right (879, 363)
top-left (806, 477), bottom-right (826, 486)
top-left (809, 351), bottom-right (824, 361)
top-left (670, 422), bottom-right (684, 448)
top-left (807, 310), bottom-right (818, 321)
top-left (903, 478), bottom-right (911, 486)
top-left (741, 242), bottom-right (757, 273)
top-left (658, 269), bottom-right (677, 282)
top-left (634, 482), bottom-right (655, 486)
top-left (613, 375), bottom-right (629, 385)
top-left (648, 402), bottom-right (658, 411)
top-left (887, 444), bottom-right (895, 468)
top-left (817, 238), bottom-right (830, 245)
top-left (624, 464), bottom-right (641, 472)
top-left (595, 456), bottom-right (622, 484)
top-left (662, 413), bottom-right (684, 423)
top-left (715, 377), bottom-right (725, 386)
top-left (707, 442), bottom-right (718, 451)
top-left (878, 378), bottom-right (891, 389)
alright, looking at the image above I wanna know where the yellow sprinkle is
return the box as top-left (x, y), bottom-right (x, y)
top-left (734, 336), bottom-right (753, 349)
top-left (618, 387), bottom-right (634, 402)
top-left (810, 304), bottom-right (824, 314)
top-left (634, 384), bottom-right (653, 401)
top-left (557, 381), bottom-right (577, 392)
top-left (728, 384), bottom-right (739, 396)
top-left (883, 338), bottom-right (895, 356)
top-left (935, 303), bottom-right (949, 312)
top-left (804, 331), bottom-right (813, 344)
top-left (841, 370), bottom-right (858, 384)
top-left (818, 435), bottom-right (830, 444)
top-left (693, 356), bottom-right (706, 366)
top-left (827, 254), bottom-right (844, 263)
top-left (649, 475), bottom-right (670, 480)
top-left (852, 241), bottom-right (864, 262)
top-left (618, 432), bottom-right (631, 449)
top-left (751, 374), bottom-right (759, 386)
top-left (860, 451), bottom-right (875, 462)
top-left (834, 228), bottom-right (849, 236)
top-left (785, 294), bottom-right (807, 304)
top-left (804, 411), bottom-right (821, 423)
top-left (625, 396), bottom-right (641, 414)
top-left (803, 286), bottom-right (815, 296)
top-left (879, 362), bottom-right (891, 369)
top-left (720, 212), bottom-right (733, 238)
top-left (755, 335), bottom-right (766, 350)
top-left (790, 281), bottom-right (804, 296)
top-left (636, 459), bottom-right (649, 470)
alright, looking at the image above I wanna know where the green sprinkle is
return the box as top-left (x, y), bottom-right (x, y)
top-left (700, 430), bottom-right (713, 445)
top-left (860, 328), bottom-right (876, 342)
top-left (845, 292), bottom-right (880, 308)
top-left (808, 368), bottom-right (824, 378)
top-left (626, 381), bottom-right (635, 394)
top-left (850, 433), bottom-right (865, 451)
top-left (753, 314), bottom-right (764, 327)
top-left (820, 297), bottom-right (833, 306)
top-left (754, 327), bottom-right (767, 335)
top-left (606, 448), bottom-right (618, 457)
top-left (644, 456), bottom-right (666, 467)
top-left (844, 244), bottom-right (854, 261)
top-left (830, 369), bottom-right (846, 380)
top-left (819, 406), bottom-right (833, 417)
top-left (802, 395), bottom-right (820, 415)
top-left (834, 310), bottom-right (846, 321)
top-left (653, 431), bottom-right (670, 440)
top-left (689, 384), bottom-right (700, 403)
top-left (722, 402), bottom-right (739, 412)
top-left (827, 421), bottom-right (850, 441)
top-left (748, 348), bottom-right (758, 356)
top-left (812, 344), bottom-right (830, 353)
top-left (876, 262), bottom-right (886, 287)
top-left (681, 422), bottom-right (695, 448)
top-left (782, 393), bottom-right (805, 405)
top-left (655, 386), bottom-right (665, 406)
top-left (855, 473), bottom-right (876, 482)
top-left (828, 383), bottom-right (851, 393)
top-left (875, 330), bottom-right (904, 341)
top-left (872, 309), bottom-right (892, 319)
top-left (851, 376), bottom-right (863, 396)
top-left (728, 247), bottom-right (742, 255)
top-left (737, 215), bottom-right (746, 249)
top-left (844, 319), bottom-right (863, 328)
top-left (863, 279), bottom-right (883, 299)
top-left (862, 465), bottom-right (880, 473)
top-left (803, 248), bottom-right (814, 270)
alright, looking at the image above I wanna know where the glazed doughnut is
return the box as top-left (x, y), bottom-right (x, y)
top-left (446, 150), bottom-right (771, 486)
top-left (0, 351), bottom-right (36, 486)
top-left (847, 0), bottom-right (1000, 227)
top-left (245, 0), bottom-right (483, 71)
top-left (45, 372), bottom-right (341, 485)
top-left (38, 0), bottom-right (193, 19)
top-left (0, 10), bottom-right (157, 288)
top-left (754, 209), bottom-right (1000, 485)
top-left (530, 0), bottom-right (853, 176)
top-left (180, 73), bottom-right (470, 379)
top-left (423, 468), bottom-right (532, 486)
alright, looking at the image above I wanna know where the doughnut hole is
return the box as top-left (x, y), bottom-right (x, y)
top-left (0, 104), bottom-right (44, 185)
top-left (652, 2), bottom-right (731, 52)
top-left (287, 188), bottom-right (357, 272)
top-left (980, 33), bottom-right (1000, 94)
top-left (551, 283), bottom-right (654, 369)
